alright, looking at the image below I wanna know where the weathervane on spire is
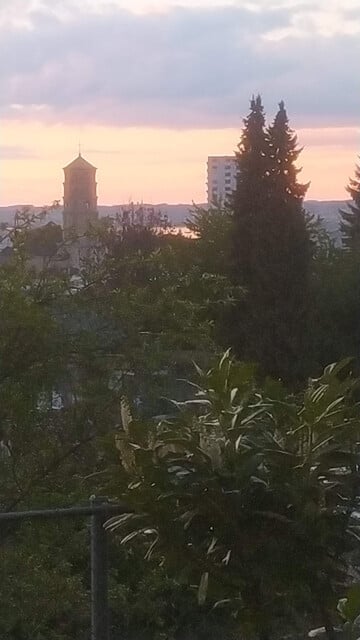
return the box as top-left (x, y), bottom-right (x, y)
top-left (78, 140), bottom-right (82, 157)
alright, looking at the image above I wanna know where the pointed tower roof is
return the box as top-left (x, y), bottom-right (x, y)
top-left (63, 153), bottom-right (97, 171)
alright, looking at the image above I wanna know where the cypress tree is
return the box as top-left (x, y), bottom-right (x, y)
top-left (340, 159), bottom-right (360, 250)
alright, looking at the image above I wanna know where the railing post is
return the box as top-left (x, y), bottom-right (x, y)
top-left (0, 499), bottom-right (130, 638)
top-left (90, 496), bottom-right (109, 640)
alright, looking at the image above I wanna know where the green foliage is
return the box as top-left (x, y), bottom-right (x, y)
top-left (23, 221), bottom-right (63, 258)
top-left (309, 247), bottom-right (360, 373)
top-left (109, 351), bottom-right (360, 638)
top-left (309, 585), bottom-right (360, 640)
top-left (186, 203), bottom-right (233, 276)
top-left (0, 208), bottom-right (232, 638)
top-left (340, 158), bottom-right (360, 250)
top-left (73, 230), bottom-right (219, 415)
top-left (0, 521), bottom-right (89, 640)
top-left (306, 212), bottom-right (336, 262)
top-left (338, 585), bottom-right (360, 625)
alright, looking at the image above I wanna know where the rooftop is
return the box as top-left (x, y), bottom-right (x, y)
top-left (63, 153), bottom-right (97, 171)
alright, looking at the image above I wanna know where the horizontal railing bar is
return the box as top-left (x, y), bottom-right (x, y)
top-left (0, 503), bottom-right (130, 523)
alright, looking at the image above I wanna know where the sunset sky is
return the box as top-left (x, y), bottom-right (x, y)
top-left (1, 0), bottom-right (359, 205)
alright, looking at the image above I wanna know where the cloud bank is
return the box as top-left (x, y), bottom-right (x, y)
top-left (1, 0), bottom-right (359, 128)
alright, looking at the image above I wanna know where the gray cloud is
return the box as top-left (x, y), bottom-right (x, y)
top-left (0, 3), bottom-right (359, 129)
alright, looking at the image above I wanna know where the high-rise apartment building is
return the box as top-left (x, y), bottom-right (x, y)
top-left (207, 155), bottom-right (237, 204)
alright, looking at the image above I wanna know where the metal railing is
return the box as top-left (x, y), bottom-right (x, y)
top-left (0, 496), bottom-right (131, 640)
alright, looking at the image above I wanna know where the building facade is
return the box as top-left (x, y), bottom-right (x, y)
top-left (207, 155), bottom-right (237, 204)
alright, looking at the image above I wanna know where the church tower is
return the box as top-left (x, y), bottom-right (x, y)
top-left (63, 153), bottom-right (99, 238)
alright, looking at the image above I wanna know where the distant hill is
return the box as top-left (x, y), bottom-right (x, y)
top-left (305, 200), bottom-right (348, 242)
top-left (0, 201), bottom-right (349, 243)
top-left (0, 204), bottom-right (192, 227)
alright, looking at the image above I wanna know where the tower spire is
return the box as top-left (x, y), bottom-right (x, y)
top-left (78, 140), bottom-right (82, 157)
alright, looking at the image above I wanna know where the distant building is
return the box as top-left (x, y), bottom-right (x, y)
top-left (63, 152), bottom-right (100, 269)
top-left (63, 153), bottom-right (99, 238)
top-left (207, 156), bottom-right (237, 204)
top-left (0, 152), bottom-right (100, 272)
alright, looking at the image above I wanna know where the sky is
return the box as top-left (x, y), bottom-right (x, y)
top-left (1, 0), bottom-right (359, 205)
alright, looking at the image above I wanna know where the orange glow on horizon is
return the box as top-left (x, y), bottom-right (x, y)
top-left (1, 119), bottom-right (359, 206)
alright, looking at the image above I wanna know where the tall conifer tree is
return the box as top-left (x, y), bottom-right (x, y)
top-left (231, 98), bottom-right (310, 382)
top-left (230, 95), bottom-right (271, 374)
top-left (340, 159), bottom-right (360, 250)
top-left (267, 101), bottom-right (308, 201)
top-left (232, 94), bottom-right (270, 283)
top-left (266, 100), bottom-right (310, 379)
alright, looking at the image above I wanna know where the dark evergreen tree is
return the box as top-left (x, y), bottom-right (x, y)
top-left (230, 98), bottom-right (311, 382)
top-left (340, 158), bottom-right (360, 250)
top-left (229, 95), bottom-right (270, 374)
top-left (267, 100), bottom-right (308, 202)
top-left (232, 94), bottom-right (270, 283)
top-left (265, 100), bottom-right (310, 379)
